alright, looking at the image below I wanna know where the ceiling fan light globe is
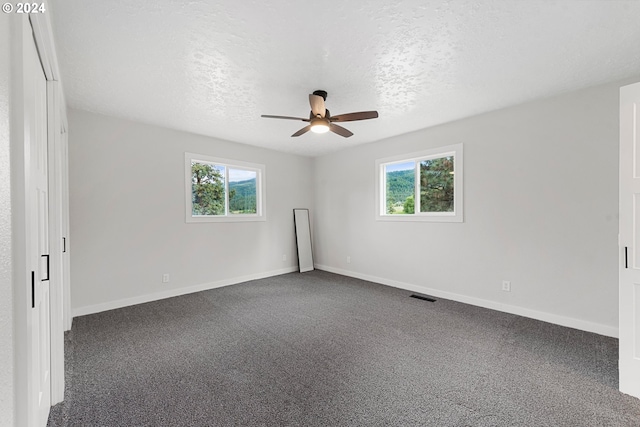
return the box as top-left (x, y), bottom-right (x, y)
top-left (310, 122), bottom-right (330, 134)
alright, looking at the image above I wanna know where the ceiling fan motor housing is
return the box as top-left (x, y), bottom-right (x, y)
top-left (309, 109), bottom-right (330, 119)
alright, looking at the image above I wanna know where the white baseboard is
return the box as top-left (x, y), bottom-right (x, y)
top-left (72, 266), bottom-right (298, 318)
top-left (315, 264), bottom-right (619, 338)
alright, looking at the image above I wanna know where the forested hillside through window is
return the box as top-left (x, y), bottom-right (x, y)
top-left (228, 179), bottom-right (257, 213)
top-left (386, 169), bottom-right (414, 214)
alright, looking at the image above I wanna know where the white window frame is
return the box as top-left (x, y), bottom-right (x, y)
top-left (185, 152), bottom-right (266, 223)
top-left (375, 143), bottom-right (463, 222)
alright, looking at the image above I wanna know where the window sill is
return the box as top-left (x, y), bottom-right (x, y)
top-left (376, 214), bottom-right (462, 223)
top-left (187, 215), bottom-right (266, 223)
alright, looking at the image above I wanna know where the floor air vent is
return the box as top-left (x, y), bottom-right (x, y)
top-left (410, 294), bottom-right (437, 302)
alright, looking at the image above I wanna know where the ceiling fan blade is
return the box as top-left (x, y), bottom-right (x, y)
top-left (309, 94), bottom-right (326, 118)
top-left (292, 125), bottom-right (312, 137)
top-left (329, 123), bottom-right (353, 138)
top-left (261, 115), bottom-right (310, 122)
top-left (330, 111), bottom-right (379, 122)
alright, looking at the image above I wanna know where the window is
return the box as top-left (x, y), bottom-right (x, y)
top-left (185, 153), bottom-right (266, 222)
top-left (375, 143), bottom-right (463, 222)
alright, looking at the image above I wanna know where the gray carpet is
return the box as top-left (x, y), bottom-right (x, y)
top-left (48, 270), bottom-right (640, 426)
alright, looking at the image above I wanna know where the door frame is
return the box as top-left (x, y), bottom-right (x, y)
top-left (30, 8), bottom-right (69, 407)
top-left (46, 79), bottom-right (67, 405)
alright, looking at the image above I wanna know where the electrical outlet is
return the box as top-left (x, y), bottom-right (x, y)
top-left (502, 280), bottom-right (511, 292)
top-left (282, 254), bottom-right (286, 261)
top-left (347, 256), bottom-right (351, 264)
top-left (162, 273), bottom-right (170, 283)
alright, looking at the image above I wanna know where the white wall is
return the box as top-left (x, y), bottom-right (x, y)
top-left (314, 80), bottom-right (628, 337)
top-left (0, 10), bottom-right (13, 427)
top-left (69, 109), bottom-right (314, 314)
top-left (69, 78), bottom-right (635, 335)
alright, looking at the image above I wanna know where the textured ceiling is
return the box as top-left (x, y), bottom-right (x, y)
top-left (51, 0), bottom-right (640, 157)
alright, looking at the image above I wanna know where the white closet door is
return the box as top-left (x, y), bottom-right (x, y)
top-left (26, 30), bottom-right (52, 426)
top-left (619, 81), bottom-right (640, 398)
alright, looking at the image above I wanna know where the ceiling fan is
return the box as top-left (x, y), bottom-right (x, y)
top-left (261, 90), bottom-right (379, 138)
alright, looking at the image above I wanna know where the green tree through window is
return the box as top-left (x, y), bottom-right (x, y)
top-left (420, 156), bottom-right (454, 212)
top-left (403, 195), bottom-right (415, 214)
top-left (192, 162), bottom-right (233, 215)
